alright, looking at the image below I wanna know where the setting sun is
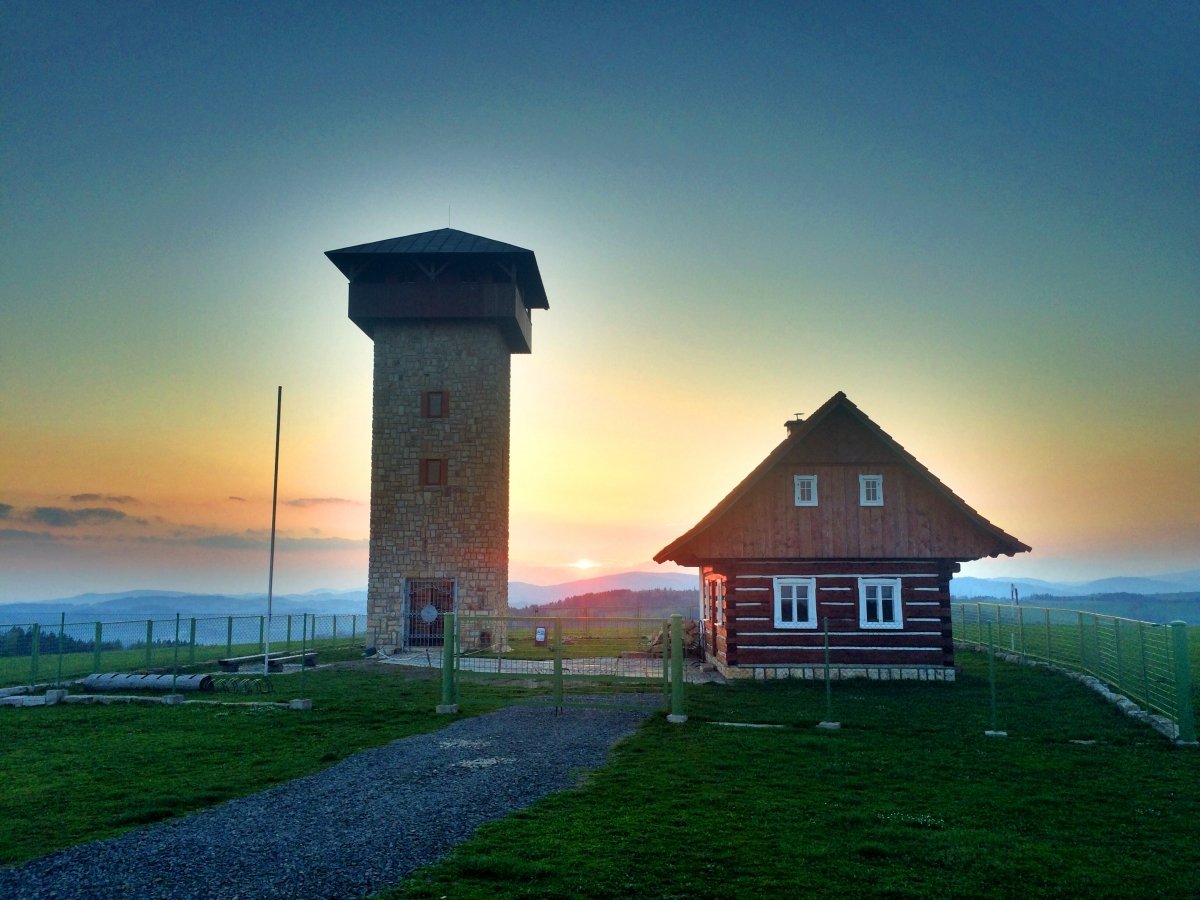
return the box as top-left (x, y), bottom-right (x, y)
top-left (570, 559), bottom-right (603, 571)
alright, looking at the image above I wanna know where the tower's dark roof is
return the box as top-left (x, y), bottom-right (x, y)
top-left (325, 228), bottom-right (548, 309)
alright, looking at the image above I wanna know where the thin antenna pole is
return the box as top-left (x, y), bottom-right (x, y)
top-left (264, 385), bottom-right (282, 677)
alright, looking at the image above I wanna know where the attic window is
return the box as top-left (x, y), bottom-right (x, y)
top-left (793, 475), bottom-right (818, 507)
top-left (859, 474), bottom-right (883, 507)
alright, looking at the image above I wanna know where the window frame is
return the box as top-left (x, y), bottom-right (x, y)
top-left (773, 576), bottom-right (818, 629)
top-left (704, 574), bottom-right (726, 627)
top-left (793, 474), bottom-right (818, 507)
top-left (419, 458), bottom-right (448, 487)
top-left (859, 474), bottom-right (883, 507)
top-left (421, 390), bottom-right (449, 419)
top-left (858, 577), bottom-right (903, 629)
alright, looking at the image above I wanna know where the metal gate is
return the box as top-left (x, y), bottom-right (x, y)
top-left (406, 579), bottom-right (455, 647)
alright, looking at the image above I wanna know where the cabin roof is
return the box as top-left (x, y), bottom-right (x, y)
top-left (325, 228), bottom-right (549, 309)
top-left (654, 391), bottom-right (1030, 565)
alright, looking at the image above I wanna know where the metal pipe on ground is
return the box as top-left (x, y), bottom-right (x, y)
top-left (82, 673), bottom-right (215, 692)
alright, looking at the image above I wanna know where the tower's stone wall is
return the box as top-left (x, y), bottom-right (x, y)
top-left (366, 321), bottom-right (511, 647)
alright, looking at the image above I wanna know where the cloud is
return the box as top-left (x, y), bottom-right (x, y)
top-left (284, 497), bottom-right (359, 508)
top-left (0, 528), bottom-right (55, 542)
top-left (228, 496), bottom-right (246, 502)
top-left (29, 506), bottom-right (127, 528)
top-left (69, 493), bottom-right (138, 504)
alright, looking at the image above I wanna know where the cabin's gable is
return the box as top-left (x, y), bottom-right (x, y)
top-left (656, 395), bottom-right (1028, 566)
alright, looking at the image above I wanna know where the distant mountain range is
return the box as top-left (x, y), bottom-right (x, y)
top-left (2, 569), bottom-right (1196, 626)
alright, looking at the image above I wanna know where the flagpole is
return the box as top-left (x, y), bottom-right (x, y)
top-left (264, 385), bottom-right (282, 677)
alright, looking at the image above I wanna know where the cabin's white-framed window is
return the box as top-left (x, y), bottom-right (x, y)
top-left (859, 577), bottom-right (903, 629)
top-left (704, 574), bottom-right (726, 627)
top-left (859, 474), bottom-right (883, 506)
top-left (773, 577), bottom-right (817, 629)
top-left (793, 475), bottom-right (818, 507)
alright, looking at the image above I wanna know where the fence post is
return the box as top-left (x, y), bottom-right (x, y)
top-left (56, 612), bottom-right (65, 688)
top-left (985, 620), bottom-right (1006, 737)
top-left (553, 618), bottom-right (564, 713)
top-left (1138, 621), bottom-right (1150, 710)
top-left (351, 615), bottom-right (357, 640)
top-left (189, 618), bottom-right (197, 666)
top-left (1077, 612), bottom-right (1086, 672)
top-left (286, 614), bottom-right (293, 651)
top-left (1169, 622), bottom-right (1196, 743)
top-left (1016, 606), bottom-right (1025, 660)
top-left (93, 621), bottom-right (103, 675)
top-left (1113, 619), bottom-right (1123, 695)
top-left (668, 613), bottom-right (686, 724)
top-left (661, 620), bottom-right (670, 704)
top-left (258, 616), bottom-right (265, 653)
top-left (30, 623), bottom-right (40, 682)
top-left (333, 614), bottom-right (338, 643)
top-left (145, 620), bottom-right (153, 668)
top-left (822, 616), bottom-right (835, 727)
top-left (437, 612), bottom-right (458, 714)
top-left (299, 613), bottom-right (307, 697)
top-left (172, 614), bottom-right (180, 694)
top-left (226, 617), bottom-right (233, 657)
top-left (1043, 608), bottom-right (1051, 663)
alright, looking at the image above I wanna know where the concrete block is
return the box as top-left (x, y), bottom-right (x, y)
top-left (44, 689), bottom-right (67, 705)
top-left (289, 698), bottom-right (313, 711)
top-left (435, 703), bottom-right (459, 715)
top-left (162, 694), bottom-right (185, 705)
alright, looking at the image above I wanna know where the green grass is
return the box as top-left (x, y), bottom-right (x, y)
top-left (4, 640), bottom-right (1199, 897)
top-left (389, 649), bottom-right (1200, 899)
top-left (0, 663), bottom-right (516, 866)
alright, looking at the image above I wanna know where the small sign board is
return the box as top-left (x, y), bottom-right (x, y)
top-left (419, 603), bottom-right (439, 625)
top-left (534, 625), bottom-right (548, 646)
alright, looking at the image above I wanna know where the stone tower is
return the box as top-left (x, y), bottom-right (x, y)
top-left (326, 228), bottom-right (549, 649)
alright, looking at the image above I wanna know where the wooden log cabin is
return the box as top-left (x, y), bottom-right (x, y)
top-left (654, 392), bottom-right (1029, 680)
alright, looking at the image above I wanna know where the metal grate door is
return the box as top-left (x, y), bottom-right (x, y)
top-left (406, 579), bottom-right (456, 647)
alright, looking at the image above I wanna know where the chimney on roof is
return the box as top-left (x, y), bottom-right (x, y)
top-left (784, 413), bottom-right (804, 436)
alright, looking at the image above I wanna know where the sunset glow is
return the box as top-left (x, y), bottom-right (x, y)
top-left (2, 3), bottom-right (1196, 601)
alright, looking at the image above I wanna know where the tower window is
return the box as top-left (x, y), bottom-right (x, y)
top-left (420, 458), bottom-right (447, 486)
top-left (421, 391), bottom-right (448, 418)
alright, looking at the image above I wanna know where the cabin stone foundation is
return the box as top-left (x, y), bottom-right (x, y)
top-left (711, 658), bottom-right (957, 682)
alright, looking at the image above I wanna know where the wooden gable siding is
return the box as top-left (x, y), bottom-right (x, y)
top-left (679, 406), bottom-right (1010, 562)
top-left (717, 559), bottom-right (954, 669)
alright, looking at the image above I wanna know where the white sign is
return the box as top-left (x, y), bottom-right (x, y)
top-left (419, 603), bottom-right (439, 624)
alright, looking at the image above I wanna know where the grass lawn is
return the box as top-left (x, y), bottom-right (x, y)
top-left (3, 643), bottom-right (1198, 897)
top-left (390, 648), bottom-right (1200, 899)
top-left (0, 660), bottom-right (518, 866)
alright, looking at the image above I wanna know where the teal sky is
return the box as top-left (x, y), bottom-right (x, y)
top-left (2, 0), bottom-right (1197, 600)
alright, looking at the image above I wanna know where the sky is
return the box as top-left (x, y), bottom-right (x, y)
top-left (2, 0), bottom-right (1197, 602)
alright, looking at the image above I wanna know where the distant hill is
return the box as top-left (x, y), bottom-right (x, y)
top-left (508, 571), bottom-right (697, 607)
top-left (951, 570), bottom-right (1200, 600)
top-left (520, 588), bottom-right (697, 620)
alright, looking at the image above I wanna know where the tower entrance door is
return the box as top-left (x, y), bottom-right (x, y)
top-left (406, 579), bottom-right (456, 647)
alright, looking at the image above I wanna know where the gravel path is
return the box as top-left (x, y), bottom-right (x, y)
top-left (0, 703), bottom-right (652, 899)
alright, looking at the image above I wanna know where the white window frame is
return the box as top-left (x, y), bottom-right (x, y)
top-left (705, 575), bottom-right (725, 627)
top-left (858, 577), bottom-right (903, 629)
top-left (773, 577), bottom-right (817, 629)
top-left (859, 474), bottom-right (883, 506)
top-left (793, 475), bottom-right (818, 507)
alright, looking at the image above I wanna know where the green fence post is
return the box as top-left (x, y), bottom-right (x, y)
top-left (668, 613), bottom-right (686, 723)
top-left (1169, 622), bottom-right (1196, 743)
top-left (1043, 607), bottom-right (1052, 663)
top-left (258, 616), bottom-right (265, 653)
top-left (437, 612), bottom-right (458, 714)
top-left (299, 613), bottom-right (307, 697)
top-left (351, 615), bottom-right (357, 641)
top-left (333, 614), bottom-right (338, 644)
top-left (661, 620), bottom-right (670, 705)
top-left (1016, 606), bottom-right (1025, 660)
top-left (553, 618), bottom-right (564, 712)
top-left (226, 617), bottom-right (233, 657)
top-left (1113, 618), bottom-right (1123, 695)
top-left (1138, 621), bottom-right (1150, 710)
top-left (1077, 612), bottom-right (1086, 673)
top-left (93, 621), bottom-right (103, 675)
top-left (189, 617), bottom-right (197, 666)
top-left (286, 614), bottom-right (293, 651)
top-left (822, 616), bottom-right (834, 726)
top-left (30, 623), bottom-right (40, 682)
top-left (985, 620), bottom-right (1005, 737)
top-left (172, 613), bottom-right (180, 694)
top-left (145, 619), bottom-right (154, 668)
top-left (56, 612), bottom-right (65, 689)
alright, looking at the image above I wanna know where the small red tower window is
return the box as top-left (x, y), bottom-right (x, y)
top-left (421, 391), bottom-right (448, 418)
top-left (420, 458), bottom-right (447, 486)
